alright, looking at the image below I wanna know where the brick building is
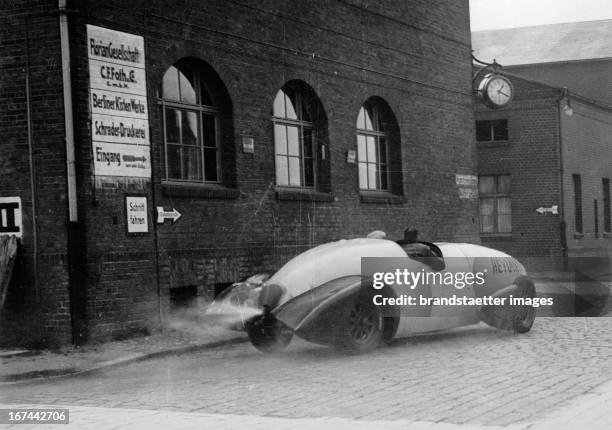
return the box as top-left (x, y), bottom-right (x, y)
top-left (1, 0), bottom-right (478, 347)
top-left (474, 73), bottom-right (612, 270)
top-left (472, 20), bottom-right (612, 271)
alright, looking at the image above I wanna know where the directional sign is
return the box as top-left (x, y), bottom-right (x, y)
top-left (156, 207), bottom-right (182, 224)
top-left (536, 205), bottom-right (558, 215)
top-left (87, 25), bottom-right (151, 178)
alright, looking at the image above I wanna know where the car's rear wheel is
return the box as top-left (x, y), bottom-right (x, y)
top-left (247, 313), bottom-right (293, 353)
top-left (512, 276), bottom-right (537, 333)
top-left (340, 299), bottom-right (383, 352)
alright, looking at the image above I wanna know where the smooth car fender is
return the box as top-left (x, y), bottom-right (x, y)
top-left (274, 276), bottom-right (399, 346)
top-left (273, 275), bottom-right (364, 331)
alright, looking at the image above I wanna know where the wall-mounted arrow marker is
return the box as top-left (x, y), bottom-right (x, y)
top-left (123, 155), bottom-right (147, 162)
top-left (156, 207), bottom-right (182, 224)
top-left (536, 205), bottom-right (558, 215)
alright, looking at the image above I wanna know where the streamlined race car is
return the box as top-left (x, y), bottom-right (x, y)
top-left (207, 237), bottom-right (536, 353)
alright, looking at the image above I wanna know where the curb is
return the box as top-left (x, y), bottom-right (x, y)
top-left (0, 335), bottom-right (248, 386)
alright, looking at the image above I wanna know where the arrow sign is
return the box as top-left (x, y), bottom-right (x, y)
top-left (156, 207), bottom-right (182, 224)
top-left (536, 205), bottom-right (558, 215)
top-left (123, 155), bottom-right (147, 163)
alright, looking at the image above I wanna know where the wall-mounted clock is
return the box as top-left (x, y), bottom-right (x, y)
top-left (478, 73), bottom-right (514, 108)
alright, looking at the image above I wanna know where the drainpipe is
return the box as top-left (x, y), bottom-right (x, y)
top-left (59, 0), bottom-right (77, 223)
top-left (58, 0), bottom-right (87, 345)
top-left (557, 88), bottom-right (569, 270)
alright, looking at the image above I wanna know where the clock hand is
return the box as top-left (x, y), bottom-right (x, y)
top-left (497, 90), bottom-right (509, 97)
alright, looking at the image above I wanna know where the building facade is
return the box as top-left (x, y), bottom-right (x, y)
top-left (1, 0), bottom-right (478, 347)
top-left (475, 74), bottom-right (612, 271)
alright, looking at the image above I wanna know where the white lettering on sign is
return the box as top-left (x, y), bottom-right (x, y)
top-left (0, 197), bottom-right (22, 238)
top-left (87, 25), bottom-right (150, 178)
top-left (126, 196), bottom-right (148, 233)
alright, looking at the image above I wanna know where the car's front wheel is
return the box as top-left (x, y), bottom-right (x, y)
top-left (247, 313), bottom-right (293, 353)
top-left (340, 299), bottom-right (383, 352)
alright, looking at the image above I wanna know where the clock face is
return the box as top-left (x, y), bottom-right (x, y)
top-left (484, 75), bottom-right (513, 107)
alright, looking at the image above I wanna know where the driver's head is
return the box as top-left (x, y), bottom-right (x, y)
top-left (403, 229), bottom-right (418, 243)
top-left (367, 230), bottom-right (387, 239)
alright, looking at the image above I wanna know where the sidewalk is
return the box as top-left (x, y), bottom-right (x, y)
top-left (0, 325), bottom-right (247, 385)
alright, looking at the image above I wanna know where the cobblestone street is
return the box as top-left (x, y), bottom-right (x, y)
top-left (2, 317), bottom-right (612, 429)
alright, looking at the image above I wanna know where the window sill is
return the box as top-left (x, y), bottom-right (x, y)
top-left (359, 191), bottom-right (405, 204)
top-left (573, 233), bottom-right (584, 239)
top-left (161, 181), bottom-right (240, 199)
top-left (604, 232), bottom-right (612, 239)
top-left (480, 233), bottom-right (513, 240)
top-left (477, 140), bottom-right (509, 148)
top-left (275, 188), bottom-right (334, 202)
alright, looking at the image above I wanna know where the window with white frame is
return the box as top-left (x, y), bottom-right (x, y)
top-left (160, 60), bottom-right (220, 183)
top-left (272, 87), bottom-right (317, 188)
top-left (356, 101), bottom-right (390, 191)
top-left (479, 175), bottom-right (512, 233)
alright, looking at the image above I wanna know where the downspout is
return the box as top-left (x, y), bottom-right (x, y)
top-left (557, 88), bottom-right (569, 270)
top-left (58, 0), bottom-right (86, 344)
top-left (59, 0), bottom-right (78, 223)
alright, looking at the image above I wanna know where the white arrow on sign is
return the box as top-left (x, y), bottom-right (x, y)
top-left (536, 205), bottom-right (558, 215)
top-left (156, 207), bottom-right (182, 224)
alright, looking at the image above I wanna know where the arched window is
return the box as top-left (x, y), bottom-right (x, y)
top-left (272, 82), bottom-right (327, 189)
top-left (160, 59), bottom-right (222, 183)
top-left (356, 98), bottom-right (401, 193)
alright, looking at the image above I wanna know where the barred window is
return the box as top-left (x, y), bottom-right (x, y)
top-left (479, 175), bottom-right (512, 234)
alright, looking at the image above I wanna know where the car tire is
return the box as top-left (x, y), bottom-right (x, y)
top-left (340, 298), bottom-right (383, 352)
top-left (247, 314), bottom-right (293, 353)
top-left (512, 276), bottom-right (537, 333)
